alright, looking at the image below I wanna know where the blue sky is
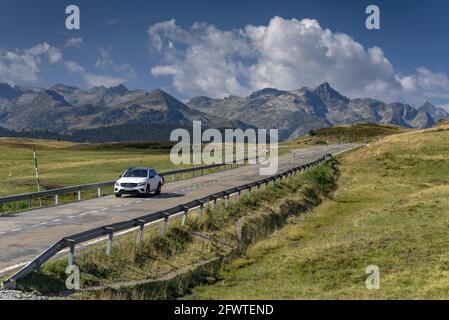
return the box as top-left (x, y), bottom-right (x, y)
top-left (1, 0), bottom-right (449, 108)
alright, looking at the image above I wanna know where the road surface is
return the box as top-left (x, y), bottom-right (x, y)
top-left (0, 144), bottom-right (360, 274)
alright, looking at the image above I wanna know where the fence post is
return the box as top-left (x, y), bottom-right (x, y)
top-left (104, 227), bottom-right (114, 256)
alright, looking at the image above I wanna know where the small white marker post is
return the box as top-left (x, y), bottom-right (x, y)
top-left (33, 148), bottom-right (42, 207)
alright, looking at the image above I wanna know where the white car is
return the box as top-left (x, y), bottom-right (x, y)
top-left (114, 167), bottom-right (163, 198)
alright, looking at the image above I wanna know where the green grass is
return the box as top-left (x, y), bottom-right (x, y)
top-left (189, 125), bottom-right (449, 300)
top-left (0, 138), bottom-right (181, 197)
top-left (281, 123), bottom-right (411, 150)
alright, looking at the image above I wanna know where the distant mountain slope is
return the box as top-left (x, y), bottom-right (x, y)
top-left (188, 82), bottom-right (449, 139)
top-left (0, 83), bottom-right (245, 132)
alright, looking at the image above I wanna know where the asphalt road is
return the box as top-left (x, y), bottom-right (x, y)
top-left (0, 144), bottom-right (360, 274)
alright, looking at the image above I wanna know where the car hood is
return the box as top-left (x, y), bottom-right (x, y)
top-left (117, 177), bottom-right (147, 184)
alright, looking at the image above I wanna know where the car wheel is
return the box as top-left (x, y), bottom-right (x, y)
top-left (155, 183), bottom-right (162, 196)
top-left (115, 194), bottom-right (122, 198)
top-left (145, 185), bottom-right (151, 197)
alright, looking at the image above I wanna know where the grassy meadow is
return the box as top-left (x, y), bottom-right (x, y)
top-left (0, 138), bottom-right (181, 198)
top-left (189, 124), bottom-right (449, 299)
top-left (282, 123), bottom-right (411, 150)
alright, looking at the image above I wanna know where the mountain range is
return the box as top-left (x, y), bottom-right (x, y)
top-left (0, 82), bottom-right (447, 142)
top-left (187, 82), bottom-right (449, 140)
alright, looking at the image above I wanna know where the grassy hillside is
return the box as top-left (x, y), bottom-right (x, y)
top-left (189, 124), bottom-right (449, 299)
top-left (282, 123), bottom-right (411, 149)
top-left (0, 138), bottom-right (182, 198)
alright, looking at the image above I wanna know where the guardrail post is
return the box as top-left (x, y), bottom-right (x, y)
top-left (197, 201), bottom-right (205, 217)
top-left (160, 214), bottom-right (169, 236)
top-left (4, 280), bottom-right (16, 290)
top-left (104, 227), bottom-right (114, 256)
top-left (172, 174), bottom-right (175, 182)
top-left (225, 193), bottom-right (230, 208)
top-left (135, 219), bottom-right (146, 246)
top-left (55, 194), bottom-right (59, 205)
top-left (181, 206), bottom-right (189, 226)
top-left (28, 199), bottom-right (32, 208)
top-left (97, 187), bottom-right (101, 198)
top-left (66, 239), bottom-right (76, 266)
top-left (77, 190), bottom-right (81, 201)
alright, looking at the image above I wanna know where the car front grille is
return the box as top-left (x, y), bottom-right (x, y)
top-left (121, 183), bottom-right (138, 188)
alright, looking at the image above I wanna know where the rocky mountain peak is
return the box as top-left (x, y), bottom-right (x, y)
top-left (0, 83), bottom-right (20, 100)
top-left (249, 88), bottom-right (286, 99)
top-left (313, 82), bottom-right (350, 104)
top-left (107, 84), bottom-right (129, 96)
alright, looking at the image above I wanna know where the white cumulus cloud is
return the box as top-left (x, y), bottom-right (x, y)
top-left (64, 60), bottom-right (126, 87)
top-left (148, 16), bottom-right (449, 105)
top-left (0, 42), bottom-right (62, 84)
top-left (64, 37), bottom-right (83, 48)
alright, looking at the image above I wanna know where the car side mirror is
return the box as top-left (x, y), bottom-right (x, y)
top-left (149, 175), bottom-right (155, 179)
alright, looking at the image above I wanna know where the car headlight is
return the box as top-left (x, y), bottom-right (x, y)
top-left (115, 182), bottom-right (120, 187)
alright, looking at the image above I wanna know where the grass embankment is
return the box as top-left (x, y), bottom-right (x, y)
top-left (189, 124), bottom-right (449, 299)
top-left (282, 123), bottom-right (411, 149)
top-left (15, 161), bottom-right (339, 300)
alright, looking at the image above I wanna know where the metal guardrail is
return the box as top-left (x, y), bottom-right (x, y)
top-left (0, 160), bottom-right (253, 209)
top-left (2, 154), bottom-right (334, 289)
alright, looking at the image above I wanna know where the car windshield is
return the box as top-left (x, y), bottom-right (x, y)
top-left (123, 169), bottom-right (147, 178)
